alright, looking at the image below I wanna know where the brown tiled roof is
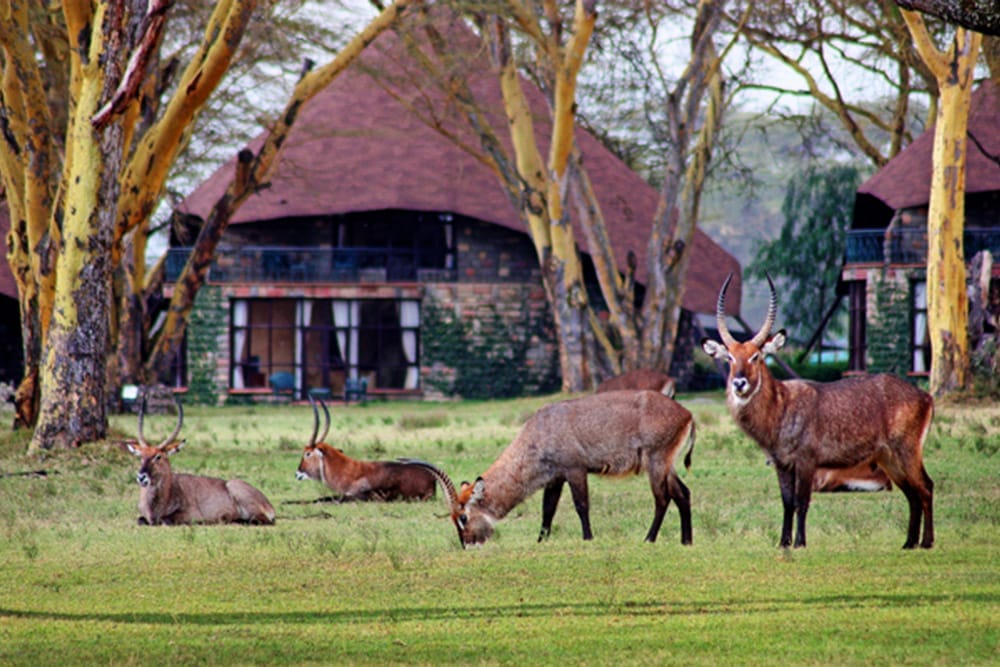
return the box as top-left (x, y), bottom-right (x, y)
top-left (0, 202), bottom-right (18, 299)
top-left (858, 80), bottom-right (1000, 211)
top-left (179, 21), bottom-right (740, 316)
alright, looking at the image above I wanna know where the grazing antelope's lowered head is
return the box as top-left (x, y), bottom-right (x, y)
top-left (399, 461), bottom-right (494, 548)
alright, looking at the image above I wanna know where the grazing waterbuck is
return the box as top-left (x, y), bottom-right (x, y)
top-left (405, 390), bottom-right (695, 548)
top-left (701, 274), bottom-right (935, 549)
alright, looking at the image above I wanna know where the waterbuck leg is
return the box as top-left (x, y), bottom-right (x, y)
top-left (566, 472), bottom-right (592, 540)
top-left (793, 468), bottom-right (815, 549)
top-left (899, 480), bottom-right (923, 549)
top-left (644, 480), bottom-right (670, 544)
top-left (667, 473), bottom-right (693, 545)
top-left (776, 465), bottom-right (796, 548)
top-left (539, 479), bottom-right (565, 542)
top-left (919, 466), bottom-right (934, 549)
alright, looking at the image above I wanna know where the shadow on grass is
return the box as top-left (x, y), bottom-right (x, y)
top-left (2, 591), bottom-right (993, 626)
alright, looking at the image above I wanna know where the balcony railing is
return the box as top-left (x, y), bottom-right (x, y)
top-left (164, 246), bottom-right (457, 284)
top-left (846, 227), bottom-right (1000, 265)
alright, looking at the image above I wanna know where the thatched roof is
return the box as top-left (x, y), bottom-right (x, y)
top-left (180, 16), bottom-right (741, 315)
top-left (858, 80), bottom-right (1000, 212)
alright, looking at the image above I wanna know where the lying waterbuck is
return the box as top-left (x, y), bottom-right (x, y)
top-left (404, 391), bottom-right (695, 548)
top-left (126, 395), bottom-right (276, 526)
top-left (596, 369), bottom-right (675, 398)
top-left (701, 274), bottom-right (934, 549)
top-left (295, 396), bottom-right (435, 501)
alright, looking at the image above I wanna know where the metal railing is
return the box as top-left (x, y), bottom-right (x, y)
top-left (164, 246), bottom-right (458, 283)
top-left (845, 227), bottom-right (1000, 265)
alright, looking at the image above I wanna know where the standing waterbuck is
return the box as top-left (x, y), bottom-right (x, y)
top-left (701, 274), bottom-right (935, 549)
top-left (404, 391), bottom-right (695, 548)
top-left (126, 394), bottom-right (276, 525)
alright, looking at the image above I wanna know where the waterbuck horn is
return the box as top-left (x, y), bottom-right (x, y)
top-left (136, 389), bottom-right (150, 447)
top-left (750, 273), bottom-right (778, 348)
top-left (158, 396), bottom-right (184, 449)
top-left (307, 393), bottom-right (320, 446)
top-left (716, 273), bottom-right (737, 347)
top-left (318, 396), bottom-right (331, 444)
top-left (398, 459), bottom-right (460, 511)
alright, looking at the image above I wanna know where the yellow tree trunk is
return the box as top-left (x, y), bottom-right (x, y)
top-left (903, 11), bottom-right (980, 396)
top-left (30, 2), bottom-right (121, 451)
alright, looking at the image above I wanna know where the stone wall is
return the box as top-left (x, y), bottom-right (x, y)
top-left (865, 268), bottom-right (917, 375)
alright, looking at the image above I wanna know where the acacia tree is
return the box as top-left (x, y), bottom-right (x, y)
top-left (901, 10), bottom-right (981, 395)
top-left (0, 0), bottom-right (412, 451)
top-left (394, 0), bottom-right (734, 389)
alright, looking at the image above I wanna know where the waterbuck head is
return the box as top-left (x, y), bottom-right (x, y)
top-left (398, 460), bottom-right (494, 548)
top-left (126, 393), bottom-right (185, 488)
top-left (296, 394), bottom-right (332, 482)
top-left (701, 273), bottom-right (787, 405)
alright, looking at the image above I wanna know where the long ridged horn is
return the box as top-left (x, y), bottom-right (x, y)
top-left (307, 393), bottom-right (320, 446)
top-left (136, 389), bottom-right (150, 447)
top-left (318, 397), bottom-right (331, 443)
top-left (716, 273), bottom-right (737, 347)
top-left (399, 458), bottom-right (459, 511)
top-left (156, 395), bottom-right (184, 449)
top-left (750, 273), bottom-right (778, 348)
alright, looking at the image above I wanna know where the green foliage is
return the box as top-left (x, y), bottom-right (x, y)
top-left (421, 297), bottom-right (559, 400)
top-left (868, 275), bottom-right (912, 374)
top-left (747, 165), bottom-right (861, 342)
top-left (0, 395), bottom-right (995, 665)
top-left (185, 285), bottom-right (225, 405)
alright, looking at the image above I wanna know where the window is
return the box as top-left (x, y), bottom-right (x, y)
top-left (230, 297), bottom-right (420, 396)
top-left (911, 281), bottom-right (930, 374)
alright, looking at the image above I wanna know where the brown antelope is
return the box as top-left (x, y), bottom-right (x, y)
top-left (404, 390), bottom-right (695, 548)
top-left (295, 396), bottom-right (435, 501)
top-left (126, 394), bottom-right (276, 525)
top-left (596, 369), bottom-right (676, 398)
top-left (701, 274), bottom-right (934, 549)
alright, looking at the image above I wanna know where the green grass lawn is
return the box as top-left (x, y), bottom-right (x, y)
top-left (0, 392), bottom-right (996, 665)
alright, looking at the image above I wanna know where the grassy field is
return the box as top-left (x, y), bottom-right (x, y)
top-left (0, 391), bottom-right (996, 666)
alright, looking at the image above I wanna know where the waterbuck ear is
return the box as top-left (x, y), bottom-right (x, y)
top-left (126, 442), bottom-right (141, 457)
top-left (701, 338), bottom-right (728, 360)
top-left (164, 440), bottom-right (185, 456)
top-left (471, 477), bottom-right (486, 503)
top-left (763, 329), bottom-right (787, 356)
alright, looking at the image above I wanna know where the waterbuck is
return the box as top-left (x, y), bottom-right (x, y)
top-left (596, 369), bottom-right (675, 398)
top-left (295, 396), bottom-right (435, 501)
top-left (701, 274), bottom-right (934, 549)
top-left (126, 394), bottom-right (276, 526)
top-left (404, 390), bottom-right (695, 548)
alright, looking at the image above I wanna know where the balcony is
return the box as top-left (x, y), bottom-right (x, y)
top-left (846, 227), bottom-right (1000, 265)
top-left (164, 246), bottom-right (457, 284)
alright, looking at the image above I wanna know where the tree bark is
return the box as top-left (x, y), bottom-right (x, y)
top-left (30, 3), bottom-right (125, 451)
top-left (902, 11), bottom-right (980, 396)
